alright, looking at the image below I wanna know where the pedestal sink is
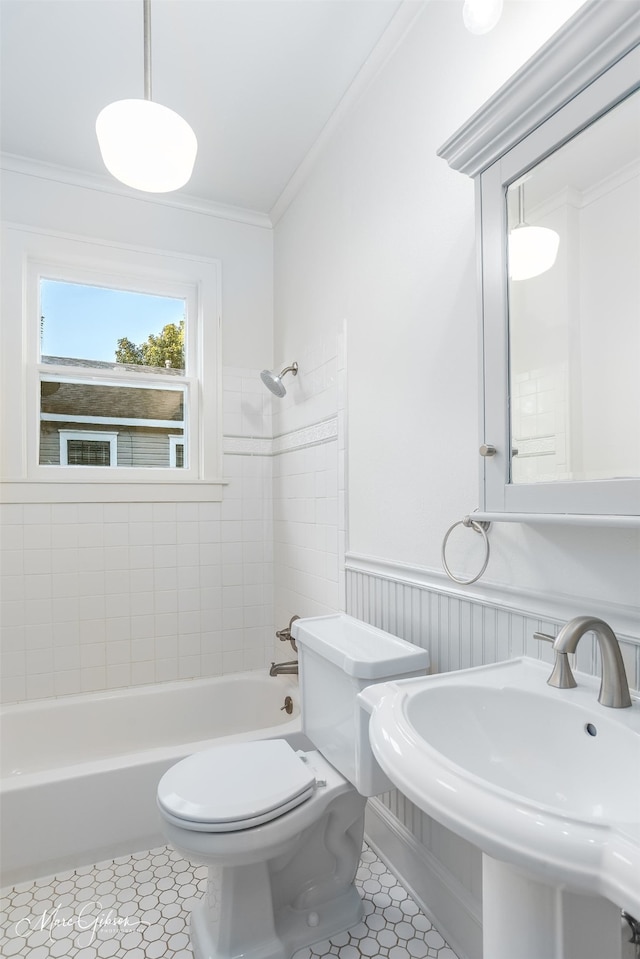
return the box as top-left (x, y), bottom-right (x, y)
top-left (359, 657), bottom-right (640, 959)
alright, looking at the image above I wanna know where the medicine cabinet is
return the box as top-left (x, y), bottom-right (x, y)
top-left (438, 1), bottom-right (640, 525)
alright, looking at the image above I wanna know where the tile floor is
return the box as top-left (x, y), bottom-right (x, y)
top-left (1, 843), bottom-right (460, 959)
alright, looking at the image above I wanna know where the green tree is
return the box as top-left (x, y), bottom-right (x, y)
top-left (115, 319), bottom-right (185, 370)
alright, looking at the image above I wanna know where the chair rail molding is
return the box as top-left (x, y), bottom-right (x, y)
top-left (345, 552), bottom-right (640, 646)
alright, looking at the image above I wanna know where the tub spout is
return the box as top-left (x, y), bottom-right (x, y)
top-left (269, 660), bottom-right (298, 677)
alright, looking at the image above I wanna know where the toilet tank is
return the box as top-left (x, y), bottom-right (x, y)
top-left (292, 614), bottom-right (429, 797)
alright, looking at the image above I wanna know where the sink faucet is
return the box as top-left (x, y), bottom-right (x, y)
top-left (536, 616), bottom-right (632, 708)
top-left (269, 659), bottom-right (298, 677)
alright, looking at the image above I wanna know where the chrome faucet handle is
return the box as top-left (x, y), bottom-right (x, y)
top-left (534, 631), bottom-right (577, 690)
top-left (276, 615), bottom-right (300, 652)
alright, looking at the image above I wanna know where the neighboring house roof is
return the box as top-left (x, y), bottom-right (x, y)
top-left (41, 357), bottom-right (184, 421)
top-left (42, 355), bottom-right (184, 375)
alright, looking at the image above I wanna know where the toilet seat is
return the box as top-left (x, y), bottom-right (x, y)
top-left (157, 739), bottom-right (317, 832)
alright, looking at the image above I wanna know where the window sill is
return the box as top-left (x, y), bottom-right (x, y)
top-left (0, 480), bottom-right (226, 504)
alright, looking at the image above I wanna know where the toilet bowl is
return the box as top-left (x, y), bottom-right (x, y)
top-left (157, 614), bottom-right (429, 959)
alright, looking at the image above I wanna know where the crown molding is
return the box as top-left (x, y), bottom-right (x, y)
top-left (0, 153), bottom-right (273, 230)
top-left (2, 3), bottom-right (427, 232)
top-left (438, 0), bottom-right (640, 178)
top-left (269, 0), bottom-right (427, 226)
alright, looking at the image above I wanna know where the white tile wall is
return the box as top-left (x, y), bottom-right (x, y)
top-left (511, 363), bottom-right (569, 483)
top-left (0, 370), bottom-right (275, 705)
top-left (0, 338), bottom-right (349, 702)
top-left (272, 330), bottom-right (347, 638)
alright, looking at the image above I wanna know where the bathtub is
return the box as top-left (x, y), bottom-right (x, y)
top-left (0, 671), bottom-right (304, 887)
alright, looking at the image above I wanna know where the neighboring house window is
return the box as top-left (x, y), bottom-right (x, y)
top-left (59, 430), bottom-right (118, 467)
top-left (0, 226), bottom-right (221, 497)
top-left (169, 435), bottom-right (185, 468)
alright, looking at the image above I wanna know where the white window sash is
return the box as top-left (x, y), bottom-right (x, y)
top-left (0, 224), bottom-right (223, 495)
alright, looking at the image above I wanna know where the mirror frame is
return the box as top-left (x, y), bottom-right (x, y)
top-left (439, 1), bottom-right (640, 522)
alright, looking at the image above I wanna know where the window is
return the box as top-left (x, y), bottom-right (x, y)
top-left (0, 226), bottom-right (222, 499)
top-left (39, 279), bottom-right (189, 470)
top-left (58, 430), bottom-right (118, 467)
top-left (169, 435), bottom-right (185, 469)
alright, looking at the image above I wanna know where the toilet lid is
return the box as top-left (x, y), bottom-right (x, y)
top-left (157, 739), bottom-right (317, 831)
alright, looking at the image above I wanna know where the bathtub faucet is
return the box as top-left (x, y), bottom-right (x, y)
top-left (270, 659), bottom-right (298, 676)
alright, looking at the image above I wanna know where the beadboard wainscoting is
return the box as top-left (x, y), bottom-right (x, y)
top-left (346, 555), bottom-right (640, 959)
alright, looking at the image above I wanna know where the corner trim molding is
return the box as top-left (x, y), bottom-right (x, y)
top-left (269, 0), bottom-right (426, 225)
top-left (437, 1), bottom-right (640, 177)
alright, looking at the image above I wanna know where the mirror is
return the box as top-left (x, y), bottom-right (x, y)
top-left (438, 2), bottom-right (640, 521)
top-left (506, 90), bottom-right (640, 486)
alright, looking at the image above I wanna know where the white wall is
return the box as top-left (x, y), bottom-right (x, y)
top-left (273, 0), bottom-right (639, 611)
top-left (272, 4), bottom-right (639, 956)
top-left (1, 170), bottom-right (273, 369)
top-left (0, 170), bottom-right (276, 703)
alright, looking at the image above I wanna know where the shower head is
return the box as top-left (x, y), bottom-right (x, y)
top-left (260, 362), bottom-right (298, 398)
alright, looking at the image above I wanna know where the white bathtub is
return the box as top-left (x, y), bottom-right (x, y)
top-left (0, 671), bottom-right (304, 887)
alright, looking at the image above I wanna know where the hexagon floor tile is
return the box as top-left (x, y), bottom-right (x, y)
top-left (0, 843), bottom-right (460, 959)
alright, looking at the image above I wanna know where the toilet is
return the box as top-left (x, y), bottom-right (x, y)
top-left (157, 613), bottom-right (429, 959)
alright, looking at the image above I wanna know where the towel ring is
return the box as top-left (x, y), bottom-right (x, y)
top-left (441, 515), bottom-right (491, 585)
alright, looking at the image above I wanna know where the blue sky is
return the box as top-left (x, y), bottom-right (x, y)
top-left (40, 279), bottom-right (185, 362)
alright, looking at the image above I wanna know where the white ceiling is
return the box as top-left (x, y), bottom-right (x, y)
top-left (0, 0), bottom-right (407, 215)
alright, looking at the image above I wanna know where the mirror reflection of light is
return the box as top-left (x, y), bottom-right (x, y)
top-left (462, 0), bottom-right (503, 35)
top-left (508, 225), bottom-right (560, 281)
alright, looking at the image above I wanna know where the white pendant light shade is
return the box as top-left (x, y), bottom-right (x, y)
top-left (508, 225), bottom-right (560, 281)
top-left (462, 0), bottom-right (504, 35)
top-left (96, 98), bottom-right (197, 193)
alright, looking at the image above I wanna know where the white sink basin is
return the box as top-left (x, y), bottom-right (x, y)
top-left (359, 657), bottom-right (640, 916)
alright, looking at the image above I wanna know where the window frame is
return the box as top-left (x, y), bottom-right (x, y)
top-left (1, 224), bottom-right (223, 502)
top-left (58, 430), bottom-right (119, 467)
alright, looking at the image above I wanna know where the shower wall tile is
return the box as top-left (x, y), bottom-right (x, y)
top-left (272, 330), bottom-right (346, 644)
top-left (0, 368), bottom-right (275, 705)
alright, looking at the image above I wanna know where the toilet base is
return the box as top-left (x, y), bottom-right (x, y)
top-left (190, 861), bottom-right (364, 959)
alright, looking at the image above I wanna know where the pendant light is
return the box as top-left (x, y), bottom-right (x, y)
top-left (96, 0), bottom-right (197, 193)
top-left (508, 185), bottom-right (560, 281)
top-left (462, 0), bottom-right (503, 35)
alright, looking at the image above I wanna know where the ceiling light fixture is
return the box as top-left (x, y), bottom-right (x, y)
top-left (462, 0), bottom-right (504, 35)
top-left (96, 0), bottom-right (197, 193)
top-left (508, 184), bottom-right (560, 281)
